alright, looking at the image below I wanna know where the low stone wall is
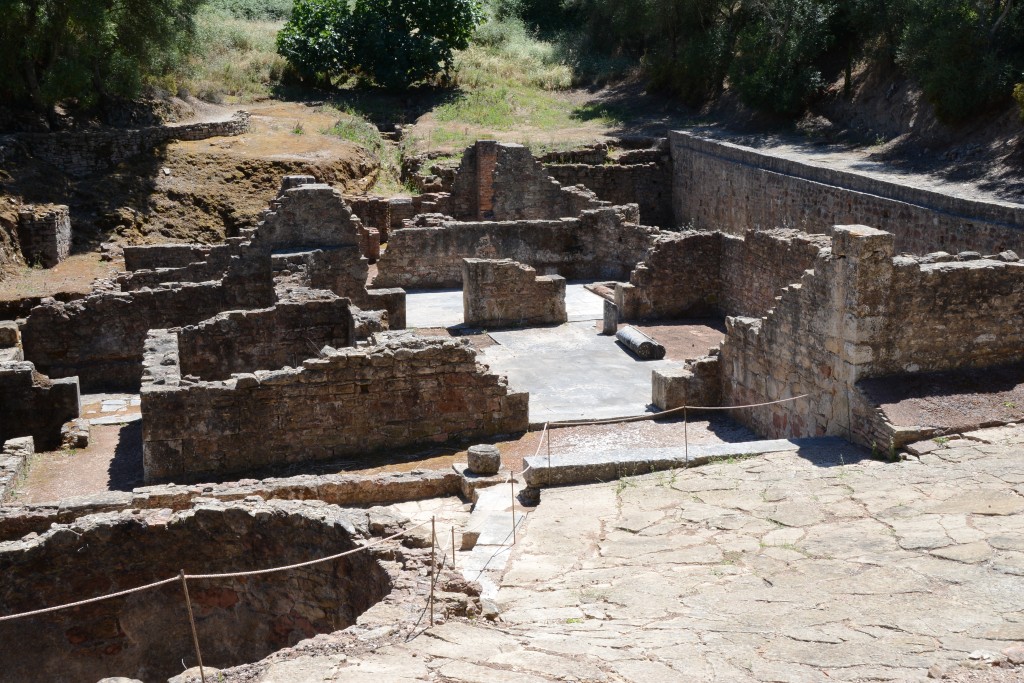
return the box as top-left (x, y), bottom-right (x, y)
top-left (13, 111), bottom-right (250, 178)
top-left (720, 226), bottom-right (1024, 446)
top-left (463, 259), bottom-right (567, 328)
top-left (671, 131), bottom-right (1024, 255)
top-left (254, 181), bottom-right (363, 251)
top-left (16, 205), bottom-right (71, 268)
top-left (0, 437), bottom-right (33, 503)
top-left (178, 293), bottom-right (355, 381)
top-left (345, 193), bottom-right (453, 242)
top-left (118, 238), bottom-right (252, 290)
top-left (616, 228), bottom-right (826, 321)
top-left (376, 205), bottom-right (657, 289)
top-left (123, 243), bottom-right (212, 272)
top-left (653, 355), bottom-right (721, 410)
top-left (0, 362), bottom-right (79, 451)
top-left (0, 469), bottom-right (461, 542)
top-left (21, 258), bottom-right (275, 391)
top-left (449, 141), bottom-right (607, 221)
top-left (141, 332), bottom-right (529, 483)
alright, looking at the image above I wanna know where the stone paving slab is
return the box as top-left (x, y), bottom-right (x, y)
top-left (232, 428), bottom-right (1024, 683)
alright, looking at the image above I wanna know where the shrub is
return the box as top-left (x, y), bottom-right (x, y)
top-left (277, 0), bottom-right (482, 89)
top-left (206, 0), bottom-right (294, 20)
top-left (1015, 82), bottom-right (1024, 121)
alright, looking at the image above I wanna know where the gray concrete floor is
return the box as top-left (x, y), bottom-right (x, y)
top-left (405, 285), bottom-right (674, 423)
top-left (404, 283), bottom-right (605, 329)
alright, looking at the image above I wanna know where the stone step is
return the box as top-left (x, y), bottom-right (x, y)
top-left (523, 437), bottom-right (852, 487)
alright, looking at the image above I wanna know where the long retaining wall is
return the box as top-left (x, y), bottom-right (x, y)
top-left (671, 131), bottom-right (1024, 255)
top-left (5, 112), bottom-right (250, 178)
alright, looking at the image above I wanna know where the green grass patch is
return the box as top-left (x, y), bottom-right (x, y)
top-left (184, 8), bottom-right (287, 101)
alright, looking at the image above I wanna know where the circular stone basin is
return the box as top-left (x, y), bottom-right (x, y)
top-left (0, 501), bottom-right (391, 683)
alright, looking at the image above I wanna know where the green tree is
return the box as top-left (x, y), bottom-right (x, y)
top-left (277, 0), bottom-right (482, 89)
top-left (899, 0), bottom-right (1024, 123)
top-left (0, 0), bottom-right (202, 113)
top-left (728, 0), bottom-right (835, 115)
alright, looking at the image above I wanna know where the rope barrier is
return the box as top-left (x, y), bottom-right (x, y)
top-left (545, 394), bottom-right (810, 428)
top-left (0, 519), bottom-right (429, 623)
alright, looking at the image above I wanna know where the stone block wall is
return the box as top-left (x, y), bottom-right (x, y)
top-left (376, 205), bottom-right (657, 289)
top-left (21, 261), bottom-right (275, 391)
top-left (616, 228), bottom-right (826, 321)
top-left (546, 162), bottom-right (672, 229)
top-left (141, 333), bottom-right (529, 483)
top-left (449, 141), bottom-right (607, 222)
top-left (671, 131), bottom-right (1024, 255)
top-left (253, 182), bottom-right (363, 251)
top-left (0, 437), bottom-right (33, 503)
top-left (14, 111), bottom-right (250, 178)
top-left (177, 292), bottom-right (355, 381)
top-left (118, 238), bottom-right (251, 290)
top-left (462, 259), bottom-right (567, 328)
top-left (0, 362), bottom-right (79, 451)
top-left (719, 226), bottom-right (1024, 446)
top-left (653, 355), bottom-right (722, 410)
top-left (16, 205), bottom-right (71, 268)
top-left (123, 243), bottom-right (212, 272)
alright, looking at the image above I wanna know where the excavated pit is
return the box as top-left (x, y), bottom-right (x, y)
top-left (0, 500), bottom-right (392, 683)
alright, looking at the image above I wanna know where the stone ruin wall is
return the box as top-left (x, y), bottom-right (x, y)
top-left (0, 437), bottom-right (33, 504)
top-left (617, 228), bottom-right (828, 321)
top-left (448, 141), bottom-right (607, 222)
top-left (15, 205), bottom-right (71, 268)
top-left (0, 362), bottom-right (79, 452)
top-left (2, 111), bottom-right (250, 178)
top-left (375, 205), bottom-right (656, 289)
top-left (671, 131), bottom-right (1024, 255)
top-left (123, 244), bottom-right (214, 272)
top-left (462, 258), bottom-right (567, 328)
top-left (177, 293), bottom-right (355, 381)
top-left (21, 256), bottom-right (275, 392)
top-left (720, 226), bottom-right (1024, 447)
top-left (141, 333), bottom-right (529, 484)
top-left (0, 501), bottom-right (389, 683)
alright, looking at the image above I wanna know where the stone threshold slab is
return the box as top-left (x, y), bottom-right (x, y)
top-left (523, 437), bottom-right (850, 487)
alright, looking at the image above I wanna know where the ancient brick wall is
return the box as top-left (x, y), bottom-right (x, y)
top-left (719, 229), bottom-right (829, 317)
top-left (16, 205), bottom-right (71, 268)
top-left (462, 259), bottom-right (567, 328)
top-left (177, 293), bottom-right (355, 381)
top-left (21, 261), bottom-right (275, 391)
top-left (0, 362), bottom-right (79, 451)
top-left (615, 228), bottom-right (826, 321)
top-left (545, 162), bottom-right (672, 228)
top-left (376, 205), bottom-right (656, 289)
top-left (12, 112), bottom-right (250, 178)
top-left (449, 141), bottom-right (607, 222)
top-left (141, 333), bottom-right (529, 483)
top-left (720, 226), bottom-right (1024, 446)
top-left (671, 131), bottom-right (1024, 255)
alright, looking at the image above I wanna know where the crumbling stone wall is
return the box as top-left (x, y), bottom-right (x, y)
top-left (616, 228), bottom-right (826, 321)
top-left (21, 258), bottom-right (274, 391)
top-left (0, 437), bottom-right (33, 503)
top-left (0, 501), bottom-right (390, 683)
top-left (118, 238), bottom-right (252, 290)
top-left (345, 193), bottom-right (453, 242)
top-left (178, 292), bottom-right (355, 381)
top-left (252, 181), bottom-right (363, 251)
top-left (141, 333), bottom-right (528, 483)
top-left (12, 111), bottom-right (250, 178)
top-left (123, 244), bottom-right (213, 272)
top-left (672, 131), bottom-right (1024, 254)
top-left (449, 141), bottom-right (607, 221)
top-left (376, 205), bottom-right (657, 289)
top-left (16, 205), bottom-right (71, 268)
top-left (463, 258), bottom-right (567, 328)
top-left (546, 162), bottom-right (672, 229)
top-left (0, 362), bottom-right (79, 451)
top-left (720, 226), bottom-right (1024, 446)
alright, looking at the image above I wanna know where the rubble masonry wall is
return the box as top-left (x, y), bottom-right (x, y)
top-left (141, 334), bottom-right (529, 483)
top-left (720, 226), bottom-right (1024, 446)
top-left (462, 259), bottom-right (567, 328)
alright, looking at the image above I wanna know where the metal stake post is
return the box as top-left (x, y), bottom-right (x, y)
top-left (429, 516), bottom-right (435, 626)
top-left (179, 571), bottom-right (206, 683)
top-left (684, 406), bottom-right (689, 465)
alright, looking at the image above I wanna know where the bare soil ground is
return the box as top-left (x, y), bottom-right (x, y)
top-left (860, 364), bottom-right (1024, 433)
top-left (0, 252), bottom-right (122, 302)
